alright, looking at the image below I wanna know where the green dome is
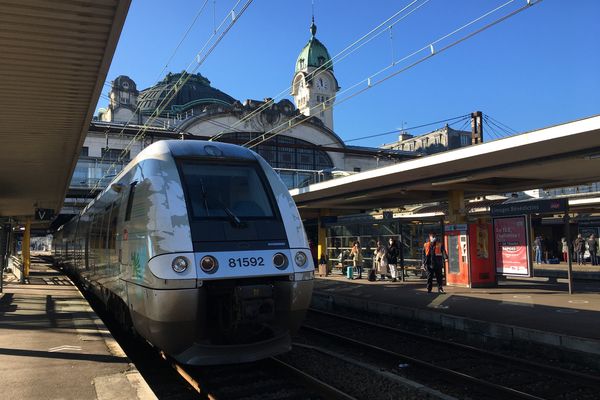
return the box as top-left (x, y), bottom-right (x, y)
top-left (137, 72), bottom-right (235, 116)
top-left (295, 20), bottom-right (333, 73)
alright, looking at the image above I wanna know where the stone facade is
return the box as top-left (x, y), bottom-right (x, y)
top-left (382, 125), bottom-right (472, 154)
top-left (88, 19), bottom-right (412, 192)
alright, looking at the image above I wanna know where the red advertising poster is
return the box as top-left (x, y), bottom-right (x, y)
top-left (493, 216), bottom-right (530, 276)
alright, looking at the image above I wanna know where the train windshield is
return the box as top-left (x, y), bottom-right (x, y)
top-left (180, 162), bottom-right (275, 219)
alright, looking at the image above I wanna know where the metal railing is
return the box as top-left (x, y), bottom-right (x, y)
top-left (69, 158), bottom-right (126, 189)
top-left (273, 167), bottom-right (355, 189)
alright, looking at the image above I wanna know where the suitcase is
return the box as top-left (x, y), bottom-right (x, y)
top-left (346, 266), bottom-right (354, 279)
top-left (318, 263), bottom-right (327, 277)
top-left (368, 269), bottom-right (376, 282)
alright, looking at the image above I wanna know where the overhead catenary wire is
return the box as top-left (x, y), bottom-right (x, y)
top-left (243, 0), bottom-right (542, 150)
top-left (160, 0), bottom-right (211, 75)
top-left (485, 115), bottom-right (514, 139)
top-left (483, 115), bottom-right (502, 139)
top-left (487, 114), bottom-right (519, 135)
top-left (171, 113), bottom-right (472, 155)
top-left (319, 114), bottom-right (470, 147)
top-left (105, 0), bottom-right (253, 169)
top-left (87, 0), bottom-right (253, 196)
top-left (122, 0), bottom-right (251, 143)
top-left (242, 0), bottom-right (527, 149)
top-left (208, 0), bottom-right (432, 143)
top-left (87, 0), bottom-right (216, 194)
top-left (482, 116), bottom-right (503, 140)
top-left (98, 0), bottom-right (213, 137)
top-left (457, 116), bottom-right (472, 133)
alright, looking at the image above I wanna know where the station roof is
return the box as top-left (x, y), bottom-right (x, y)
top-left (291, 115), bottom-right (600, 216)
top-left (0, 0), bottom-right (131, 221)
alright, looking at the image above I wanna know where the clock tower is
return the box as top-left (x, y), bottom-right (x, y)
top-left (291, 18), bottom-right (339, 131)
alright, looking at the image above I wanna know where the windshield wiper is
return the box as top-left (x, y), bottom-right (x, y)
top-left (199, 179), bottom-right (210, 217)
top-left (198, 179), bottom-right (244, 228)
top-left (221, 204), bottom-right (243, 228)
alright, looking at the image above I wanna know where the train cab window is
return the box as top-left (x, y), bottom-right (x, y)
top-left (179, 162), bottom-right (275, 219)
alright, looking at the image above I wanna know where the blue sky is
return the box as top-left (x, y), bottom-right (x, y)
top-left (101, 0), bottom-right (600, 146)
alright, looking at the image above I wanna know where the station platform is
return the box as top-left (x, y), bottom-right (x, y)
top-left (312, 274), bottom-right (600, 357)
top-left (0, 257), bottom-right (156, 400)
top-left (533, 262), bottom-right (600, 281)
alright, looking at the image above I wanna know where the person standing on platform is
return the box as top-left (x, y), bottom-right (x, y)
top-left (574, 234), bottom-right (586, 266)
top-left (588, 234), bottom-right (598, 266)
top-left (561, 237), bottom-right (569, 263)
top-left (422, 232), bottom-right (447, 293)
top-left (350, 241), bottom-right (363, 279)
top-left (534, 235), bottom-right (543, 264)
top-left (387, 238), bottom-right (402, 282)
top-left (374, 241), bottom-right (388, 281)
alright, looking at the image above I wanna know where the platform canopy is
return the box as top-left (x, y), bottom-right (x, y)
top-left (0, 0), bottom-right (131, 221)
top-left (291, 115), bottom-right (600, 216)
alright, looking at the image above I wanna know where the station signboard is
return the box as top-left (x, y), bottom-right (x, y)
top-left (493, 215), bottom-right (530, 276)
top-left (34, 208), bottom-right (55, 221)
top-left (490, 198), bottom-right (568, 217)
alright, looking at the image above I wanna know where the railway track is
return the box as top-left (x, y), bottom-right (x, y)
top-left (162, 352), bottom-right (357, 400)
top-left (301, 308), bottom-right (600, 400)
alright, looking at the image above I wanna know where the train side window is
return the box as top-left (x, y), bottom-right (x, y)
top-left (125, 181), bottom-right (137, 221)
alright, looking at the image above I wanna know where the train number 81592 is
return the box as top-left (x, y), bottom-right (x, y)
top-left (228, 257), bottom-right (265, 268)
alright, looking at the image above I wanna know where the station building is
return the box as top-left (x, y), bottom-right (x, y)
top-left (381, 124), bottom-right (473, 154)
top-left (89, 21), bottom-right (413, 189)
top-left (62, 19), bottom-right (600, 269)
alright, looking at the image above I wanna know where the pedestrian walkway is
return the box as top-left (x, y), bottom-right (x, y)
top-left (0, 257), bottom-right (156, 400)
top-left (312, 274), bottom-right (600, 356)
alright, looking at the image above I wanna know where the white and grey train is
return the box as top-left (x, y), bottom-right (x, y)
top-left (53, 140), bottom-right (314, 365)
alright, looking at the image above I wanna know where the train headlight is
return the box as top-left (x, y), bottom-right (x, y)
top-left (273, 253), bottom-right (288, 269)
top-left (171, 256), bottom-right (189, 273)
top-left (200, 256), bottom-right (219, 274)
top-left (204, 145), bottom-right (223, 157)
top-left (294, 251), bottom-right (307, 267)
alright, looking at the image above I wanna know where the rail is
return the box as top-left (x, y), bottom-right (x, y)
top-left (161, 351), bottom-right (357, 400)
top-left (302, 308), bottom-right (600, 400)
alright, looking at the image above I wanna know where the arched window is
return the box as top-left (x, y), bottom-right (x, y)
top-left (217, 133), bottom-right (334, 171)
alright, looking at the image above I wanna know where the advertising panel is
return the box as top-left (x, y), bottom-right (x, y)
top-left (493, 215), bottom-right (530, 276)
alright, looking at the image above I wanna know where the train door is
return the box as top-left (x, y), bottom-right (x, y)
top-left (107, 200), bottom-right (121, 277)
top-left (85, 220), bottom-right (91, 270)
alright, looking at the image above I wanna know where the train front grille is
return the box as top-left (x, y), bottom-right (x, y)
top-left (204, 279), bottom-right (285, 345)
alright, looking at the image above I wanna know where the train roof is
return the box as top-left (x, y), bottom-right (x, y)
top-left (160, 139), bottom-right (257, 161)
top-left (80, 140), bottom-right (260, 217)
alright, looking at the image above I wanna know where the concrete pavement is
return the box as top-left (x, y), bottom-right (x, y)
top-left (0, 257), bottom-right (156, 400)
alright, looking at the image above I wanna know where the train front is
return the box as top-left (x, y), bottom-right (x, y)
top-left (146, 142), bottom-right (314, 365)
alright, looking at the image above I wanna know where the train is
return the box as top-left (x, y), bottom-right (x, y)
top-left (53, 140), bottom-right (314, 365)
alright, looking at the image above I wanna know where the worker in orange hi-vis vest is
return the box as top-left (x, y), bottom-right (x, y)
top-left (422, 232), bottom-right (448, 294)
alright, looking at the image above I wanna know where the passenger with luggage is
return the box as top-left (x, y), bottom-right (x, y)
top-left (422, 232), bottom-right (447, 293)
top-left (373, 241), bottom-right (388, 281)
top-left (386, 238), bottom-right (402, 282)
top-left (350, 241), bottom-right (363, 279)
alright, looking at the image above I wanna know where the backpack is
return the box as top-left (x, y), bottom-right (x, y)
top-left (368, 269), bottom-right (376, 282)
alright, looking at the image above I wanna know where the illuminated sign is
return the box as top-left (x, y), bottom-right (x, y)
top-left (493, 215), bottom-right (530, 276)
top-left (490, 198), bottom-right (568, 217)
